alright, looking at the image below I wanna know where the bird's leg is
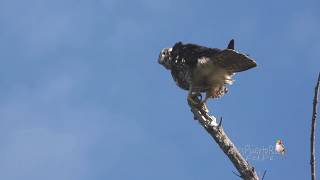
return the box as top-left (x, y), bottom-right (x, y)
top-left (197, 86), bottom-right (228, 107)
top-left (187, 84), bottom-right (201, 106)
top-left (198, 91), bottom-right (210, 106)
top-left (193, 92), bottom-right (209, 113)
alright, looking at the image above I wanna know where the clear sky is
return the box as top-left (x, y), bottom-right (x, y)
top-left (0, 0), bottom-right (319, 179)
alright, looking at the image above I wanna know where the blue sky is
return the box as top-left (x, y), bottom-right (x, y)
top-left (0, 0), bottom-right (319, 179)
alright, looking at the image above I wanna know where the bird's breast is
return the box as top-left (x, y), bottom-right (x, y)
top-left (192, 60), bottom-right (234, 89)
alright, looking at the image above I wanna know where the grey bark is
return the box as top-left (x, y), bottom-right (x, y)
top-left (310, 73), bottom-right (319, 180)
top-left (188, 97), bottom-right (259, 180)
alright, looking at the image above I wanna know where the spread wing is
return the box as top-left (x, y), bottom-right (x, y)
top-left (211, 49), bottom-right (257, 72)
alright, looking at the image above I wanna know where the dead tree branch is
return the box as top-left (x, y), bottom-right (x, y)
top-left (310, 72), bottom-right (320, 180)
top-left (188, 97), bottom-right (259, 180)
top-left (261, 170), bottom-right (267, 180)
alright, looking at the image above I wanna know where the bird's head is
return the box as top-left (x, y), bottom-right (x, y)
top-left (276, 139), bottom-right (282, 145)
top-left (158, 47), bottom-right (173, 70)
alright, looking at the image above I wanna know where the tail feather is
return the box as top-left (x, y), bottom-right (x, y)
top-left (227, 39), bottom-right (234, 50)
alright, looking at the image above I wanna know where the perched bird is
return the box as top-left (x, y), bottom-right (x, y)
top-left (275, 139), bottom-right (286, 155)
top-left (158, 39), bottom-right (257, 105)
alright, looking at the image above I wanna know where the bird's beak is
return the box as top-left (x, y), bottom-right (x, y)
top-left (158, 52), bottom-right (164, 65)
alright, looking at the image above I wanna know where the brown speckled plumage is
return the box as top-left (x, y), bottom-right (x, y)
top-left (158, 39), bottom-right (256, 103)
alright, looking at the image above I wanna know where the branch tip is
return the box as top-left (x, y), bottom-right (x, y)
top-left (261, 170), bottom-right (267, 180)
top-left (232, 171), bottom-right (242, 178)
top-left (310, 73), bottom-right (319, 180)
top-left (218, 117), bottom-right (223, 128)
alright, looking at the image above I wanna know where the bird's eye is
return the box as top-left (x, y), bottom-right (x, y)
top-left (162, 51), bottom-right (165, 55)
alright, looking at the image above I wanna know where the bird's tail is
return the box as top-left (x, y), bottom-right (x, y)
top-left (227, 39), bottom-right (234, 50)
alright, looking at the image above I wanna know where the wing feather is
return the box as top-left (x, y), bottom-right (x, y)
top-left (211, 49), bottom-right (257, 72)
top-left (171, 42), bottom-right (221, 67)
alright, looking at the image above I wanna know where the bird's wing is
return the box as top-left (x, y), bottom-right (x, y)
top-left (171, 42), bottom-right (221, 66)
top-left (211, 49), bottom-right (257, 73)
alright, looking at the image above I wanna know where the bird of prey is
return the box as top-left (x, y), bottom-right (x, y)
top-left (275, 139), bottom-right (286, 155)
top-left (158, 39), bottom-right (257, 106)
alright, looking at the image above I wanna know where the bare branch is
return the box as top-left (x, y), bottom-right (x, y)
top-left (188, 97), bottom-right (259, 180)
top-left (310, 72), bottom-right (320, 180)
top-left (232, 171), bottom-right (243, 179)
top-left (261, 170), bottom-right (267, 180)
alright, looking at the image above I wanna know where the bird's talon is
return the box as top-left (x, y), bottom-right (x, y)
top-left (197, 101), bottom-right (209, 113)
top-left (197, 101), bottom-right (205, 108)
top-left (187, 96), bottom-right (199, 106)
